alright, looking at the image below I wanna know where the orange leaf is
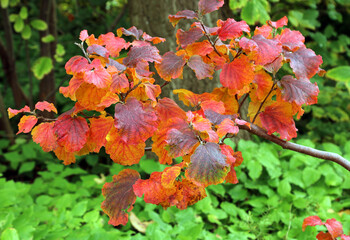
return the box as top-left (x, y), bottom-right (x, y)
top-left (260, 102), bottom-right (297, 140)
top-left (211, 87), bottom-right (239, 114)
top-left (32, 122), bottom-right (58, 152)
top-left (54, 115), bottom-right (89, 152)
top-left (268, 16), bottom-right (288, 29)
top-left (101, 169), bottom-right (140, 226)
top-left (111, 73), bottom-right (129, 93)
top-left (217, 118), bottom-right (239, 138)
top-left (251, 70), bottom-right (273, 102)
top-left (17, 115), bottom-right (37, 134)
top-left (75, 83), bottom-right (110, 111)
top-left (185, 40), bottom-right (213, 57)
top-left (155, 98), bottom-right (186, 122)
top-left (59, 74), bottom-right (84, 101)
top-left (89, 116), bottom-right (114, 152)
top-left (220, 55), bottom-right (255, 92)
top-left (35, 101), bottom-right (57, 113)
top-left (161, 166), bottom-right (181, 188)
top-left (168, 10), bottom-right (198, 27)
top-left (114, 97), bottom-right (158, 143)
top-left (105, 126), bottom-right (145, 165)
top-left (54, 145), bottom-right (76, 165)
top-left (173, 89), bottom-right (200, 107)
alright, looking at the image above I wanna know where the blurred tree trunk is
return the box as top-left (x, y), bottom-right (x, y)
top-left (38, 0), bottom-right (57, 105)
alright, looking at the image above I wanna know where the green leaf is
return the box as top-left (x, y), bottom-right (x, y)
top-left (288, 10), bottom-right (303, 27)
top-left (0, 0), bottom-right (9, 8)
top-left (277, 179), bottom-right (291, 197)
top-left (31, 57), bottom-right (53, 80)
top-left (246, 159), bottom-right (262, 180)
top-left (21, 25), bottom-right (31, 40)
top-left (41, 34), bottom-right (55, 43)
top-left (72, 201), bottom-right (88, 216)
top-left (0, 228), bottom-right (19, 240)
top-left (302, 167), bottom-right (321, 187)
top-left (19, 162), bottom-right (35, 174)
top-left (322, 142), bottom-right (342, 155)
top-left (30, 19), bottom-right (47, 31)
top-left (14, 17), bottom-right (24, 33)
top-left (9, 14), bottom-right (17, 22)
top-left (326, 66), bottom-right (350, 83)
top-left (19, 6), bottom-right (28, 19)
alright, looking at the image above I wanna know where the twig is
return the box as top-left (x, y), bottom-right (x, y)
top-left (237, 93), bottom-right (249, 116)
top-left (252, 82), bottom-right (276, 124)
top-left (199, 21), bottom-right (222, 57)
top-left (145, 147), bottom-right (152, 151)
top-left (122, 81), bottom-right (142, 101)
top-left (75, 42), bottom-right (92, 63)
top-left (160, 81), bottom-right (170, 89)
top-left (239, 123), bottom-right (350, 171)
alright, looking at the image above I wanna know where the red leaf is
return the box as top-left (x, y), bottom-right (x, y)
top-left (268, 16), bottom-right (288, 29)
top-left (123, 46), bottom-right (162, 67)
top-left (111, 73), bottom-right (129, 93)
top-left (260, 102), bottom-right (297, 140)
top-left (217, 18), bottom-right (250, 41)
top-left (168, 10), bottom-right (198, 27)
top-left (155, 98), bottom-right (187, 122)
top-left (79, 30), bottom-right (89, 42)
top-left (187, 111), bottom-right (212, 133)
top-left (239, 34), bottom-right (282, 66)
top-left (87, 44), bottom-right (109, 58)
top-left (35, 101), bottom-right (57, 113)
top-left (54, 115), bottom-right (89, 152)
top-left (325, 218), bottom-right (343, 239)
top-left (142, 82), bottom-right (161, 102)
top-left (279, 75), bottom-right (319, 105)
top-left (114, 97), bottom-right (158, 143)
top-left (200, 99), bottom-right (225, 114)
top-left (198, 0), bottom-right (224, 15)
top-left (105, 127), bottom-right (145, 165)
top-left (117, 26), bottom-right (143, 39)
top-left (186, 142), bottom-right (229, 187)
top-left (302, 216), bottom-right (324, 231)
top-left (217, 118), bottom-right (239, 137)
top-left (285, 47), bottom-right (323, 79)
top-left (277, 28), bottom-right (305, 52)
top-left (65, 56), bottom-right (89, 74)
top-left (176, 27), bottom-right (203, 48)
top-left (185, 41), bottom-right (214, 57)
top-left (32, 122), bottom-right (58, 152)
top-left (8, 106), bottom-right (30, 119)
top-left (220, 55), bottom-right (255, 92)
top-left (187, 55), bottom-right (214, 80)
top-left (84, 59), bottom-right (112, 89)
top-left (100, 32), bottom-right (129, 57)
top-left (155, 52), bottom-right (186, 81)
top-left (341, 235), bottom-right (350, 240)
top-left (316, 232), bottom-right (333, 240)
top-left (142, 32), bottom-right (166, 44)
top-left (254, 25), bottom-right (273, 39)
top-left (17, 115), bottom-right (38, 134)
top-left (101, 169), bottom-right (140, 226)
top-left (59, 74), bottom-right (84, 101)
top-left (166, 128), bottom-right (198, 158)
top-left (133, 172), bottom-right (177, 207)
top-left (264, 55), bottom-right (283, 75)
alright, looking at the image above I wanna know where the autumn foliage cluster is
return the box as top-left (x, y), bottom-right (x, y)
top-left (9, 0), bottom-right (325, 227)
top-left (303, 216), bottom-right (350, 240)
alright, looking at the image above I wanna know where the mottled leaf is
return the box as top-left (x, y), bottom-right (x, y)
top-left (155, 98), bottom-right (187, 121)
top-left (176, 27), bottom-right (203, 48)
top-left (251, 70), bottom-right (273, 102)
top-left (173, 89), bottom-right (201, 107)
top-left (168, 10), bottom-right (198, 27)
top-left (285, 47), bottom-right (323, 79)
top-left (35, 101), bottom-right (57, 113)
top-left (325, 218), bottom-right (343, 239)
top-left (54, 115), bottom-right (89, 152)
top-left (277, 28), bottom-right (305, 52)
top-left (54, 145), bottom-right (76, 165)
top-left (217, 18), bottom-right (250, 41)
top-left (166, 128), bottom-right (198, 158)
top-left (84, 59), bottom-right (112, 88)
top-left (260, 102), bottom-right (297, 140)
top-left (32, 122), bottom-right (58, 152)
top-left (65, 56), bottom-right (89, 74)
top-left (278, 75), bottom-right (319, 105)
top-left (187, 55), bottom-right (214, 80)
top-left (8, 106), bottom-right (30, 119)
top-left (239, 34), bottom-right (282, 66)
top-left (316, 232), bottom-right (333, 240)
top-left (101, 169), bottom-right (140, 226)
top-left (186, 142), bottom-right (229, 187)
top-left (155, 52), bottom-right (186, 81)
top-left (220, 55), bottom-right (255, 92)
top-left (17, 115), bottom-right (37, 134)
top-left (198, 0), bottom-right (224, 15)
top-left (268, 16), bottom-right (288, 29)
top-left (302, 216), bottom-right (324, 231)
top-left (114, 97), bottom-right (158, 143)
top-left (87, 44), bottom-right (109, 58)
top-left (161, 166), bottom-right (182, 188)
top-left (217, 118), bottom-right (239, 137)
top-left (117, 26), bottom-right (143, 39)
top-left (100, 32), bottom-right (129, 57)
top-left (123, 46), bottom-right (162, 67)
top-left (89, 116), bottom-right (114, 152)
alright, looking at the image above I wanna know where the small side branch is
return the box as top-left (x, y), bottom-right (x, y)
top-left (239, 123), bottom-right (350, 171)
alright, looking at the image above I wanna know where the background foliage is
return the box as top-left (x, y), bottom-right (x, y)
top-left (1, 0), bottom-right (349, 239)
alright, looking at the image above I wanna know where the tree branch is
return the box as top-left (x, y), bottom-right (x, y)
top-left (238, 123), bottom-right (350, 171)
